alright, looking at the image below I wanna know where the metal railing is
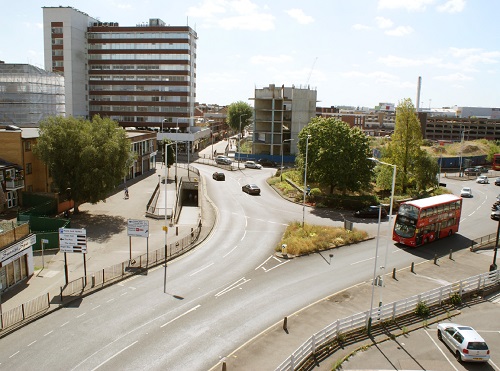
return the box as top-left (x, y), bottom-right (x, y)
top-left (276, 269), bottom-right (500, 371)
top-left (470, 232), bottom-right (497, 251)
top-left (0, 293), bottom-right (50, 331)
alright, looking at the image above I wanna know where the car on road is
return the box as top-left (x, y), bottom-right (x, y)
top-left (215, 156), bottom-right (232, 165)
top-left (256, 158), bottom-right (278, 168)
top-left (464, 168), bottom-right (481, 176)
top-left (460, 187), bottom-right (472, 198)
top-left (437, 322), bottom-right (490, 363)
top-left (244, 161), bottom-right (262, 169)
top-left (212, 172), bottom-right (225, 181)
top-left (491, 210), bottom-right (500, 221)
top-left (476, 175), bottom-right (489, 184)
top-left (242, 184), bottom-right (261, 195)
top-left (495, 177), bottom-right (500, 186)
top-left (474, 166), bottom-right (488, 173)
top-left (353, 206), bottom-right (387, 219)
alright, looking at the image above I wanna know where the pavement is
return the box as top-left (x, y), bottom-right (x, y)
top-left (1, 139), bottom-right (499, 370)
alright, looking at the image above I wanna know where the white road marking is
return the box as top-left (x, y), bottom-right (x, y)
top-left (215, 277), bottom-right (250, 297)
top-left (92, 305), bottom-right (101, 310)
top-left (351, 256), bottom-right (377, 265)
top-left (106, 298), bottom-right (115, 303)
top-left (120, 292), bottom-right (128, 296)
top-left (9, 351), bottom-right (19, 358)
top-left (90, 340), bottom-right (138, 371)
top-left (44, 330), bottom-right (53, 336)
top-left (240, 230), bottom-right (246, 241)
top-left (189, 262), bottom-right (214, 276)
top-left (76, 313), bottom-right (86, 318)
top-left (27, 340), bottom-right (37, 347)
top-left (255, 256), bottom-right (274, 270)
top-left (261, 259), bottom-right (290, 272)
top-left (255, 255), bottom-right (289, 272)
top-left (60, 321), bottom-right (69, 327)
top-left (160, 305), bottom-right (201, 328)
top-left (223, 245), bottom-right (239, 258)
top-left (425, 330), bottom-right (458, 371)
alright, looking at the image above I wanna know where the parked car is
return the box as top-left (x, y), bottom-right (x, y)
top-left (212, 172), bottom-right (225, 181)
top-left (491, 210), bottom-right (500, 221)
top-left (353, 206), bottom-right (387, 219)
top-left (476, 175), bottom-right (489, 184)
top-left (256, 158), bottom-right (278, 168)
top-left (464, 168), bottom-right (481, 176)
top-left (437, 322), bottom-right (490, 363)
top-left (460, 187), bottom-right (472, 198)
top-left (474, 166), bottom-right (488, 173)
top-left (215, 156), bottom-right (232, 165)
top-left (495, 177), bottom-right (500, 186)
top-left (244, 161), bottom-right (262, 169)
top-left (242, 184), bottom-right (261, 195)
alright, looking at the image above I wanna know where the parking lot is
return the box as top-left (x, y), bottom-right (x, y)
top-left (342, 292), bottom-right (500, 370)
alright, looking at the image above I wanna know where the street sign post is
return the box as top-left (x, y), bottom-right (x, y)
top-left (58, 228), bottom-right (87, 284)
top-left (127, 219), bottom-right (150, 265)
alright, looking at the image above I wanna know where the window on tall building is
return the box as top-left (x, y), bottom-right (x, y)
top-left (25, 141), bottom-right (31, 151)
top-left (26, 163), bottom-right (32, 175)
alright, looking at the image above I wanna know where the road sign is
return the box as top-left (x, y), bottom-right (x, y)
top-left (127, 219), bottom-right (149, 238)
top-left (59, 228), bottom-right (87, 253)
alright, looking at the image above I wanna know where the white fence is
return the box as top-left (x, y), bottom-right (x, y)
top-left (276, 269), bottom-right (500, 371)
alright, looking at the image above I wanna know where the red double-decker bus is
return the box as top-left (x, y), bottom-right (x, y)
top-left (492, 153), bottom-right (500, 170)
top-left (393, 194), bottom-right (462, 247)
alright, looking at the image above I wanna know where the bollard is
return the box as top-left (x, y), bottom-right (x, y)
top-left (176, 226), bottom-right (179, 236)
top-left (411, 262), bottom-right (415, 273)
top-left (222, 361), bottom-right (226, 371)
top-left (449, 249), bottom-right (453, 259)
top-left (283, 316), bottom-right (288, 332)
top-left (92, 275), bottom-right (96, 288)
top-left (434, 254), bottom-right (438, 265)
top-left (60, 286), bottom-right (63, 302)
top-left (392, 268), bottom-right (396, 279)
top-left (191, 227), bottom-right (194, 238)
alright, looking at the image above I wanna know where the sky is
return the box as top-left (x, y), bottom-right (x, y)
top-left (0, 0), bottom-right (498, 109)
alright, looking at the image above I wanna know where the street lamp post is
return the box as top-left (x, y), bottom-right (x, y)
top-left (369, 157), bottom-right (397, 307)
top-left (238, 114), bottom-right (249, 169)
top-left (302, 135), bottom-right (312, 227)
top-left (281, 139), bottom-right (294, 181)
top-left (163, 143), bottom-right (173, 294)
top-left (368, 205), bottom-right (383, 335)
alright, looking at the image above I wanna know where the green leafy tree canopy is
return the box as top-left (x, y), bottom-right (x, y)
top-left (34, 115), bottom-right (133, 213)
top-left (226, 101), bottom-right (253, 134)
top-left (296, 117), bottom-right (374, 194)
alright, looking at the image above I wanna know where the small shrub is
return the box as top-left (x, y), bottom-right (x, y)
top-left (415, 301), bottom-right (430, 318)
top-left (336, 331), bottom-right (346, 344)
top-left (450, 292), bottom-right (462, 306)
top-left (402, 326), bottom-right (408, 335)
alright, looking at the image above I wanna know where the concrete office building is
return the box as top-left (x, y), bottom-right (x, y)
top-left (252, 84), bottom-right (317, 156)
top-left (0, 63), bottom-right (65, 127)
top-left (42, 7), bottom-right (197, 130)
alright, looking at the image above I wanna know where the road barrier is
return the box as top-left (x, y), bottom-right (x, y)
top-left (276, 269), bottom-right (500, 371)
top-left (0, 293), bottom-right (50, 331)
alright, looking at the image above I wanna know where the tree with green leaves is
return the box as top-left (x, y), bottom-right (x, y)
top-left (297, 117), bottom-right (374, 194)
top-left (385, 98), bottom-right (423, 193)
top-left (226, 101), bottom-right (253, 135)
top-left (34, 115), bottom-right (133, 213)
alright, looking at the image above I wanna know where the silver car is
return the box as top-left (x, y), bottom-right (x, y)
top-left (437, 322), bottom-right (490, 362)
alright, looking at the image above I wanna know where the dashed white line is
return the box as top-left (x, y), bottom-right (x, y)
top-left (60, 321), bottom-right (69, 327)
top-left (120, 292), bottom-right (128, 296)
top-left (351, 256), bottom-right (377, 265)
top-left (223, 245), bottom-right (239, 258)
top-left (76, 312), bottom-right (86, 318)
top-left (90, 340), bottom-right (138, 371)
top-left (92, 305), bottom-right (101, 310)
top-left (189, 262), bottom-right (214, 276)
top-left (9, 351), bottom-right (19, 358)
top-left (160, 305), bottom-right (201, 328)
top-left (44, 330), bottom-right (53, 337)
top-left (27, 340), bottom-right (37, 347)
top-left (106, 298), bottom-right (115, 303)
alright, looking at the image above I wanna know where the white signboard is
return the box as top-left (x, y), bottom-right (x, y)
top-left (59, 228), bottom-right (87, 253)
top-left (127, 219), bottom-right (149, 238)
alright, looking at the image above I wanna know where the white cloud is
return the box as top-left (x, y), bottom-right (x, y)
top-left (437, 0), bottom-right (465, 13)
top-left (285, 8), bottom-right (314, 25)
top-left (186, 0), bottom-right (276, 30)
top-left (375, 16), bottom-right (393, 29)
top-left (250, 54), bottom-right (294, 65)
top-left (378, 0), bottom-right (435, 12)
top-left (352, 23), bottom-right (371, 30)
top-left (385, 25), bottom-right (414, 36)
top-left (378, 55), bottom-right (442, 67)
top-left (434, 73), bottom-right (473, 82)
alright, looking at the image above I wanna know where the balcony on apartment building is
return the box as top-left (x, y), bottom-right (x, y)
top-left (5, 178), bottom-right (24, 191)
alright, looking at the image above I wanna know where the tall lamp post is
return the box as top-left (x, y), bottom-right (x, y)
top-left (281, 139), bottom-right (294, 181)
top-left (163, 143), bottom-right (173, 294)
top-left (238, 114), bottom-right (249, 169)
top-left (369, 157), bottom-right (397, 307)
top-left (367, 205), bottom-right (383, 335)
top-left (302, 135), bottom-right (312, 227)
